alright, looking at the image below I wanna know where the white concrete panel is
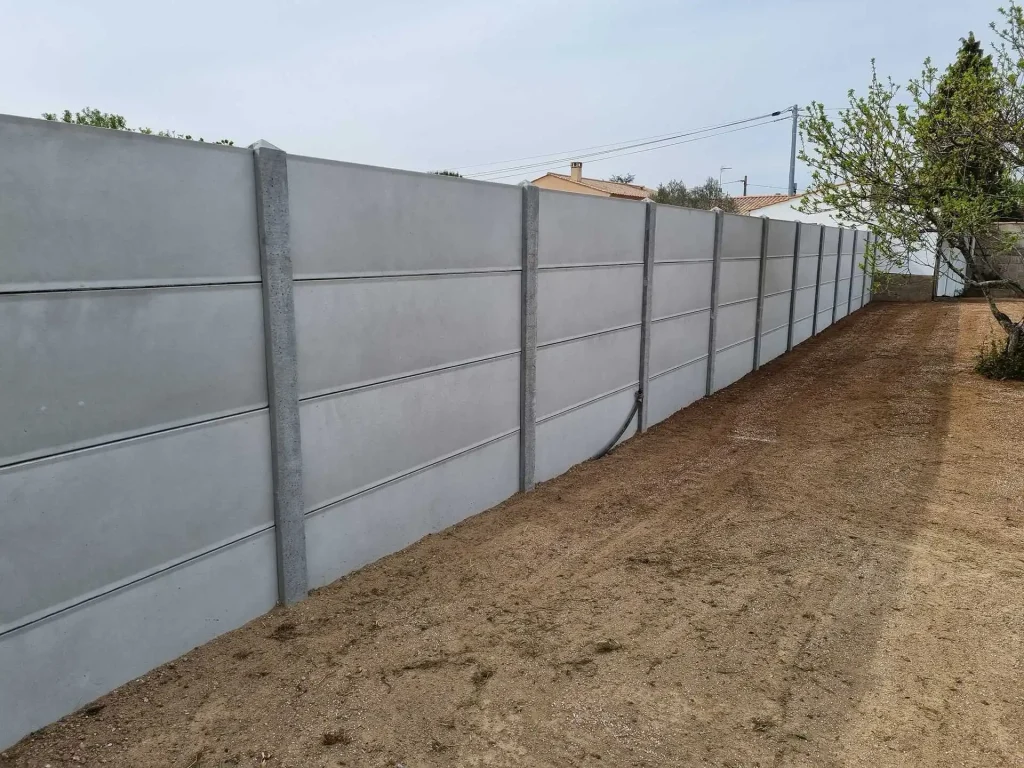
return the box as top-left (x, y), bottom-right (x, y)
top-left (718, 260), bottom-right (760, 305)
top-left (761, 292), bottom-right (792, 333)
top-left (820, 254), bottom-right (839, 285)
top-left (650, 311), bottom-right (711, 377)
top-left (817, 279), bottom-right (836, 312)
top-left (721, 213), bottom-right (763, 260)
top-left (306, 433), bottom-right (518, 589)
top-left (759, 325), bottom-right (789, 365)
top-left (537, 265), bottom-right (642, 343)
top-left (0, 115), bottom-right (259, 291)
top-left (792, 316), bottom-right (814, 347)
top-left (822, 227), bottom-right (841, 258)
top-left (716, 299), bottom-right (758, 350)
top-left (537, 327), bottom-right (640, 419)
top-left (763, 256), bottom-right (794, 295)
top-left (538, 190), bottom-right (646, 266)
top-left (850, 295), bottom-right (863, 312)
top-left (646, 359), bottom-right (707, 427)
top-left (793, 285), bottom-right (817, 323)
top-left (796, 255), bottom-right (819, 289)
top-left (295, 273), bottom-right (519, 397)
top-left (766, 220), bottom-right (797, 258)
top-left (288, 157), bottom-right (521, 276)
top-left (651, 261), bottom-right (713, 320)
top-left (0, 412), bottom-right (272, 632)
top-left (0, 285), bottom-right (267, 467)
top-left (653, 205), bottom-right (716, 262)
top-left (799, 225), bottom-right (823, 257)
top-left (815, 309), bottom-right (834, 333)
top-left (536, 388), bottom-right (637, 483)
top-left (302, 355), bottom-right (519, 512)
top-left (0, 529), bottom-right (277, 750)
top-left (713, 340), bottom-right (755, 391)
top-left (835, 300), bottom-right (850, 320)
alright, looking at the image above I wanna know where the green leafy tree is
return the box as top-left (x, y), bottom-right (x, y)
top-left (608, 173), bottom-right (636, 184)
top-left (799, 10), bottom-right (1024, 376)
top-left (42, 107), bottom-right (234, 145)
top-left (653, 177), bottom-right (737, 212)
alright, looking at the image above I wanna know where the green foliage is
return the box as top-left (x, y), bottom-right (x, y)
top-left (975, 336), bottom-right (1024, 379)
top-left (608, 173), bottom-right (636, 184)
top-left (653, 176), bottom-right (737, 212)
top-left (432, 170), bottom-right (463, 177)
top-left (798, 5), bottom-right (1024, 361)
top-left (42, 107), bottom-right (234, 146)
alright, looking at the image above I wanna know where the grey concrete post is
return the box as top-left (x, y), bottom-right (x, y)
top-left (862, 232), bottom-right (871, 305)
top-left (519, 184), bottom-right (539, 492)
top-left (831, 229), bottom-right (845, 324)
top-left (251, 140), bottom-right (307, 606)
top-left (705, 208), bottom-right (725, 396)
top-left (638, 201), bottom-right (657, 431)
top-left (931, 236), bottom-right (942, 301)
top-left (786, 222), bottom-right (802, 352)
top-left (812, 225), bottom-right (826, 335)
top-left (848, 230), bottom-right (859, 308)
top-left (752, 216), bottom-right (770, 369)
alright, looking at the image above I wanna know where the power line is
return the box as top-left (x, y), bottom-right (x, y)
top-left (451, 108), bottom-right (790, 173)
top-left (466, 110), bottom-right (790, 180)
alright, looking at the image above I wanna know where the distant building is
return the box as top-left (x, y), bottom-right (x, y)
top-left (532, 162), bottom-right (655, 200)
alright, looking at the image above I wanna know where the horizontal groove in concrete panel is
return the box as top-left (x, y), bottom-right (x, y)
top-left (758, 325), bottom-right (789, 365)
top-left (763, 256), bottom-right (795, 295)
top-left (712, 339), bottom-right (755, 391)
top-left (0, 277), bottom-right (263, 295)
top-left (535, 387), bottom-right (638, 483)
top-left (793, 285), bottom-right (817, 322)
top-left (301, 355), bottom-right (519, 514)
top-left (288, 156), bottom-right (521, 277)
top-left (720, 213), bottom-right (763, 260)
top-left (294, 266), bottom-right (521, 282)
top-left (650, 353), bottom-right (709, 381)
top-left (797, 255), bottom-right (820, 288)
top-left (0, 411), bottom-right (273, 632)
top-left (650, 310), bottom-right (711, 377)
top-left (537, 189), bottom-right (646, 266)
top-left (646, 358), bottom-right (708, 427)
top-left (792, 315), bottom-right (815, 346)
top-left (536, 325), bottom-right (641, 420)
top-left (654, 258), bottom-right (714, 265)
top-left (537, 322), bottom-right (642, 350)
top-left (717, 259), bottom-right (760, 304)
top-left (537, 261), bottom-right (643, 270)
top-left (761, 292), bottom-right (793, 333)
top-left (0, 528), bottom-right (277, 750)
top-left (295, 272), bottom-right (520, 398)
top-left (652, 306), bottom-right (712, 324)
top-left (815, 309), bottom-right (834, 331)
top-left (653, 205), bottom-right (717, 262)
top-left (0, 285), bottom-right (268, 467)
top-left (715, 299), bottom-right (758, 350)
top-left (306, 432), bottom-right (519, 589)
top-left (537, 264), bottom-right (642, 345)
top-left (766, 219), bottom-right (797, 257)
top-left (536, 380), bottom-right (639, 424)
top-left (718, 335), bottom-right (757, 353)
top-left (0, 114), bottom-right (259, 290)
top-left (651, 261), bottom-right (713, 320)
top-left (817, 281), bottom-right (836, 308)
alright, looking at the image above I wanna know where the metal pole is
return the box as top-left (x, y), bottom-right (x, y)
top-left (788, 104), bottom-right (799, 196)
top-left (743, 175), bottom-right (748, 196)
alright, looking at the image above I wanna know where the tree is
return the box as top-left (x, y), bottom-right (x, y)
top-left (799, 9), bottom-right (1024, 377)
top-left (653, 177), bottom-right (737, 212)
top-left (42, 107), bottom-right (234, 145)
top-left (608, 173), bottom-right (635, 184)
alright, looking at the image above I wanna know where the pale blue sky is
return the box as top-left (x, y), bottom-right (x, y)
top-left (0, 0), bottom-right (999, 192)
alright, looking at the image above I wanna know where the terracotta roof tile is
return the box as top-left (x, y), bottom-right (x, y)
top-left (733, 193), bottom-right (802, 214)
top-left (543, 173), bottom-right (656, 200)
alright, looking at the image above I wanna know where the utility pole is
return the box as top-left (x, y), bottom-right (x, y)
top-left (788, 103), bottom-right (799, 195)
top-left (743, 175), bottom-right (748, 196)
top-left (719, 165), bottom-right (732, 187)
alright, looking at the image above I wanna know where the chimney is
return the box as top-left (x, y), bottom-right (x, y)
top-left (570, 161), bottom-right (583, 182)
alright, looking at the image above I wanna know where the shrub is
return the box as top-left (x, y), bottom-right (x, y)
top-left (975, 337), bottom-right (1024, 380)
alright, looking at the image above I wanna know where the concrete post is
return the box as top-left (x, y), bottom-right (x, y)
top-left (752, 216), bottom-right (770, 369)
top-left (812, 225), bottom-right (826, 335)
top-left (931, 236), bottom-right (942, 301)
top-left (519, 184), bottom-right (539, 492)
top-left (848, 230), bottom-right (859, 308)
top-left (862, 232), bottom-right (871, 305)
top-left (637, 201), bottom-right (657, 431)
top-left (251, 140), bottom-right (307, 606)
top-left (832, 229), bottom-right (845, 324)
top-left (705, 208), bottom-right (725, 396)
top-left (786, 222), bottom-right (802, 352)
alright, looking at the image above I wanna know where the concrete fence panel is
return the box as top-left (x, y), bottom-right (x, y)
top-left (835, 230), bottom-right (855, 320)
top-left (792, 223), bottom-right (822, 346)
top-left (759, 219), bottom-right (797, 364)
top-left (712, 213), bottom-right (762, 390)
top-left (850, 233), bottom-right (867, 311)
top-left (816, 226), bottom-right (841, 333)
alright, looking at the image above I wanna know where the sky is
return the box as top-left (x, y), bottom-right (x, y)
top-left (0, 0), bottom-right (1001, 194)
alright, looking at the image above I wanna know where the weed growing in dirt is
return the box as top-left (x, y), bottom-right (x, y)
top-left (975, 338), bottom-right (1024, 380)
top-left (321, 728), bottom-right (351, 746)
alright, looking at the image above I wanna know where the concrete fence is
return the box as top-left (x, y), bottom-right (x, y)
top-left (0, 113), bottom-right (872, 747)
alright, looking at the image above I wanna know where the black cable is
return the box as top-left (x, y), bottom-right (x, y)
top-left (590, 389), bottom-right (643, 462)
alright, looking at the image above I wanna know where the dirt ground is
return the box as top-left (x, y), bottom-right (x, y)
top-left (4, 301), bottom-right (1024, 768)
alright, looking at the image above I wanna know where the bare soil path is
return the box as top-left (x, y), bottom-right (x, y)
top-left (5, 301), bottom-right (1023, 768)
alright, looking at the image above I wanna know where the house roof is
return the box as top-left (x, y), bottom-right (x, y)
top-left (733, 193), bottom-right (802, 215)
top-left (539, 173), bottom-right (656, 200)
